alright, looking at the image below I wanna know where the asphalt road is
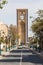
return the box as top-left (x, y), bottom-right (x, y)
top-left (0, 49), bottom-right (43, 65)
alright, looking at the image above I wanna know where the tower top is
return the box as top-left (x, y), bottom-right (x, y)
top-left (17, 9), bottom-right (28, 11)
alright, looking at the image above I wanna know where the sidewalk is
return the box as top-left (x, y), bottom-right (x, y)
top-left (10, 47), bottom-right (17, 51)
top-left (0, 47), bottom-right (17, 60)
top-left (0, 51), bottom-right (10, 59)
top-left (30, 48), bottom-right (43, 60)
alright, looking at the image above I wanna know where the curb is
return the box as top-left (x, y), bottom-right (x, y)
top-left (0, 56), bottom-right (4, 60)
top-left (1, 51), bottom-right (10, 56)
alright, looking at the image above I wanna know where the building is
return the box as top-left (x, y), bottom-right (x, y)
top-left (0, 22), bottom-right (8, 37)
top-left (17, 9), bottom-right (28, 45)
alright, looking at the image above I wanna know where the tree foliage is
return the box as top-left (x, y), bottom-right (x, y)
top-left (0, 0), bottom-right (7, 9)
top-left (31, 10), bottom-right (43, 49)
top-left (9, 24), bottom-right (17, 45)
top-left (31, 18), bottom-right (43, 33)
top-left (31, 10), bottom-right (43, 33)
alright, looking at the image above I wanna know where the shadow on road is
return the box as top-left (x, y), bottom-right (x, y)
top-left (4, 55), bottom-right (21, 57)
top-left (0, 49), bottom-right (43, 65)
top-left (0, 59), bottom-right (20, 62)
top-left (22, 54), bottom-right (43, 64)
top-left (10, 49), bottom-right (32, 53)
top-left (10, 50), bottom-right (21, 53)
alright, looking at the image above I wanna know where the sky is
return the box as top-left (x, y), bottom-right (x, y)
top-left (0, 0), bottom-right (43, 37)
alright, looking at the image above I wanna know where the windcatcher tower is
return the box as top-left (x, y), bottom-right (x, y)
top-left (17, 9), bottom-right (28, 45)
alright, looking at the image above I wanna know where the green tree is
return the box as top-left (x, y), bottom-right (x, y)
top-left (0, 36), bottom-right (5, 55)
top-left (9, 24), bottom-right (17, 47)
top-left (4, 36), bottom-right (8, 51)
top-left (31, 10), bottom-right (43, 49)
top-left (0, 0), bottom-right (7, 9)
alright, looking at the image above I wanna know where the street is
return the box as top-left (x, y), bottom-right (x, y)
top-left (0, 49), bottom-right (43, 65)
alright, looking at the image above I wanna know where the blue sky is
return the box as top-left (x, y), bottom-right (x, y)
top-left (0, 0), bottom-right (43, 37)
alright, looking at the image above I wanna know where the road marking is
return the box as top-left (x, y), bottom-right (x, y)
top-left (20, 50), bottom-right (22, 65)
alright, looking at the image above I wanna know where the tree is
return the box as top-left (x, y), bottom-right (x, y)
top-left (0, 37), bottom-right (3, 55)
top-left (0, 34), bottom-right (5, 55)
top-left (4, 36), bottom-right (8, 51)
top-left (9, 24), bottom-right (17, 47)
top-left (0, 0), bottom-right (7, 9)
top-left (31, 10), bottom-right (43, 49)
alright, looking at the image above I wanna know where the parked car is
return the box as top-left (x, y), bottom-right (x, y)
top-left (17, 45), bottom-right (23, 49)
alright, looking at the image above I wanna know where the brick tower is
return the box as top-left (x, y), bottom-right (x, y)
top-left (17, 9), bottom-right (28, 45)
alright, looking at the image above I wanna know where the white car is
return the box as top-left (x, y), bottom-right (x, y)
top-left (18, 45), bottom-right (22, 49)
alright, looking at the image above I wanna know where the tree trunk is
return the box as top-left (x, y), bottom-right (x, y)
top-left (0, 43), bottom-right (1, 55)
top-left (6, 43), bottom-right (7, 52)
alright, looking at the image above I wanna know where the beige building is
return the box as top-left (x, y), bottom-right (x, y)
top-left (17, 9), bottom-right (28, 45)
top-left (0, 22), bottom-right (8, 37)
